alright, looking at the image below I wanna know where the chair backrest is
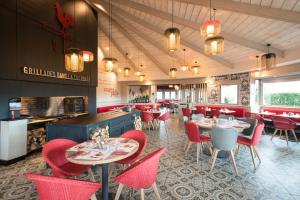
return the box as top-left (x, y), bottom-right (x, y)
top-left (271, 115), bottom-right (297, 129)
top-left (195, 107), bottom-right (206, 115)
top-left (245, 112), bottom-right (264, 124)
top-left (120, 130), bottom-right (147, 163)
top-left (211, 127), bottom-right (238, 151)
top-left (182, 107), bottom-right (191, 117)
top-left (114, 148), bottom-right (166, 189)
top-left (251, 123), bottom-right (265, 146)
top-left (25, 173), bottom-right (101, 200)
top-left (141, 111), bottom-right (154, 122)
top-left (158, 111), bottom-right (170, 121)
top-left (184, 121), bottom-right (201, 142)
top-left (238, 118), bottom-right (258, 137)
top-left (42, 139), bottom-right (78, 177)
top-left (211, 109), bottom-right (220, 117)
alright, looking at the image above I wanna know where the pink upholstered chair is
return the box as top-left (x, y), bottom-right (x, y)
top-left (114, 148), bottom-right (166, 200)
top-left (25, 173), bottom-right (101, 200)
top-left (237, 123), bottom-right (265, 170)
top-left (182, 107), bottom-right (192, 120)
top-left (157, 111), bottom-right (170, 133)
top-left (271, 116), bottom-right (298, 145)
top-left (184, 121), bottom-right (212, 164)
top-left (42, 139), bottom-right (94, 180)
top-left (141, 111), bottom-right (155, 131)
top-left (245, 112), bottom-right (264, 124)
top-left (116, 130), bottom-right (147, 166)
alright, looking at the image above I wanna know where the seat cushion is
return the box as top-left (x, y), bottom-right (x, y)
top-left (237, 118), bottom-right (258, 137)
top-left (59, 162), bottom-right (91, 177)
top-left (237, 136), bottom-right (251, 146)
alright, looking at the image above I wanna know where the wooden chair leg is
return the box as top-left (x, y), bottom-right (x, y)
top-left (183, 139), bottom-right (188, 151)
top-left (164, 121), bottom-right (168, 134)
top-left (285, 130), bottom-right (289, 146)
top-left (291, 129), bottom-right (298, 143)
top-left (235, 144), bottom-right (240, 156)
top-left (196, 143), bottom-right (200, 164)
top-left (279, 130), bottom-right (283, 138)
top-left (210, 149), bottom-right (219, 173)
top-left (253, 146), bottom-right (261, 163)
top-left (249, 146), bottom-right (256, 170)
top-left (114, 184), bottom-right (124, 200)
top-left (230, 150), bottom-right (238, 176)
top-left (141, 189), bottom-right (145, 200)
top-left (90, 194), bottom-right (97, 200)
top-left (152, 182), bottom-right (161, 200)
top-left (271, 129), bottom-right (278, 141)
top-left (185, 142), bottom-right (192, 154)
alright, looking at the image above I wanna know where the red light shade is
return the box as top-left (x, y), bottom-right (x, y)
top-left (82, 51), bottom-right (94, 62)
top-left (200, 20), bottom-right (221, 38)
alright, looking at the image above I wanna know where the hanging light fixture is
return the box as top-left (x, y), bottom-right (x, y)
top-left (261, 44), bottom-right (276, 71)
top-left (124, 67), bottom-right (130, 77)
top-left (82, 50), bottom-right (94, 62)
top-left (256, 55), bottom-right (261, 71)
top-left (65, 3), bottom-right (84, 72)
top-left (139, 75), bottom-right (145, 82)
top-left (169, 68), bottom-right (177, 78)
top-left (169, 84), bottom-right (174, 88)
top-left (102, 0), bottom-right (118, 72)
top-left (164, 0), bottom-right (180, 51)
top-left (135, 71), bottom-right (141, 76)
top-left (174, 85), bottom-right (179, 90)
top-left (205, 36), bottom-right (224, 55)
top-left (200, 1), bottom-right (221, 38)
top-left (191, 61), bottom-right (200, 75)
top-left (181, 49), bottom-right (188, 72)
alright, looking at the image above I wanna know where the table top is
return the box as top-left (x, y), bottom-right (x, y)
top-left (258, 111), bottom-right (276, 115)
top-left (220, 109), bottom-right (236, 114)
top-left (194, 118), bottom-right (251, 131)
top-left (66, 138), bottom-right (139, 165)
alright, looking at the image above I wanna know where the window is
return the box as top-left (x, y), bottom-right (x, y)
top-left (156, 91), bottom-right (163, 100)
top-left (221, 85), bottom-right (238, 104)
top-left (171, 91), bottom-right (176, 99)
top-left (263, 80), bottom-right (300, 107)
top-left (164, 91), bottom-right (170, 99)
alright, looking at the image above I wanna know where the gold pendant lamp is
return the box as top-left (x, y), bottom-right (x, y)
top-left (164, 0), bottom-right (180, 51)
top-left (261, 44), bottom-right (276, 71)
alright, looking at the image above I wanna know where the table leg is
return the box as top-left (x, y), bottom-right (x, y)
top-left (101, 164), bottom-right (109, 200)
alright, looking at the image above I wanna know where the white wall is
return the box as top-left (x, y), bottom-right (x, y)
top-left (96, 72), bottom-right (122, 107)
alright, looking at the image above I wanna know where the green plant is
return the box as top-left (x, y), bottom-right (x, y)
top-left (269, 93), bottom-right (300, 106)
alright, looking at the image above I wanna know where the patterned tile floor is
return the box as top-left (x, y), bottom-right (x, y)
top-left (1, 114), bottom-right (300, 200)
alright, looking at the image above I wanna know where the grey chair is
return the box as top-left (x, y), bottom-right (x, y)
top-left (210, 127), bottom-right (239, 176)
top-left (237, 118), bottom-right (258, 138)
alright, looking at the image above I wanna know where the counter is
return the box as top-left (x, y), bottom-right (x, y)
top-left (46, 110), bottom-right (140, 143)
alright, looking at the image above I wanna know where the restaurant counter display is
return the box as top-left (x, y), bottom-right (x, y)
top-left (46, 110), bottom-right (141, 143)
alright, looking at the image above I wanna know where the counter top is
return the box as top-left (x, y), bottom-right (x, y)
top-left (50, 110), bottom-right (138, 126)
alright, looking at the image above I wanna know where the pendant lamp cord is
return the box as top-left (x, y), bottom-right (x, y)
top-left (183, 49), bottom-right (186, 66)
top-left (209, 0), bottom-right (212, 20)
top-left (172, 0), bottom-right (174, 27)
top-left (109, 0), bottom-right (112, 58)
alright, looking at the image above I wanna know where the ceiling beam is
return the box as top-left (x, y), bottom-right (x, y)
top-left (100, 28), bottom-right (139, 72)
top-left (98, 11), bottom-right (169, 76)
top-left (99, 2), bottom-right (234, 68)
top-left (108, 0), bottom-right (284, 57)
top-left (180, 0), bottom-right (300, 25)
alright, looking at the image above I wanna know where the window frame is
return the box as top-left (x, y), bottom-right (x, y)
top-left (220, 84), bottom-right (239, 105)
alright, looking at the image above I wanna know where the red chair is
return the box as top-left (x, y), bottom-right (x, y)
top-left (157, 111), bottom-right (170, 133)
top-left (236, 123), bottom-right (265, 170)
top-left (116, 130), bottom-right (147, 166)
top-left (271, 116), bottom-right (298, 145)
top-left (184, 121), bottom-right (212, 164)
top-left (182, 107), bottom-right (192, 120)
top-left (211, 109), bottom-right (220, 118)
top-left (245, 112), bottom-right (264, 124)
top-left (114, 148), bottom-right (166, 200)
top-left (141, 111), bottom-right (155, 131)
top-left (42, 139), bottom-right (94, 179)
top-left (25, 173), bottom-right (101, 200)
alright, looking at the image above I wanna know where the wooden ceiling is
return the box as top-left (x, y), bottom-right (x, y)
top-left (88, 0), bottom-right (300, 81)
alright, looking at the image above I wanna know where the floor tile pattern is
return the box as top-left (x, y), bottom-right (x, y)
top-left (1, 114), bottom-right (300, 200)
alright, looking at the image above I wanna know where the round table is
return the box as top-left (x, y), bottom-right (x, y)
top-left (66, 138), bottom-right (139, 200)
top-left (194, 118), bottom-right (251, 158)
top-left (147, 108), bottom-right (167, 129)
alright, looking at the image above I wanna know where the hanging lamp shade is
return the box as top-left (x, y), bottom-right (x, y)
top-left (200, 20), bottom-right (221, 38)
top-left (169, 67), bottom-right (177, 78)
top-left (174, 85), bottom-right (179, 90)
top-left (191, 66), bottom-right (200, 75)
top-left (139, 75), bottom-right (145, 82)
top-left (124, 68), bottom-right (130, 77)
top-left (164, 28), bottom-right (180, 51)
top-left (135, 71), bottom-right (141, 76)
top-left (169, 85), bottom-right (173, 88)
top-left (65, 48), bottom-right (84, 72)
top-left (102, 57), bottom-right (118, 72)
top-left (204, 36), bottom-right (224, 55)
top-left (261, 44), bottom-right (276, 71)
top-left (181, 65), bottom-right (188, 72)
top-left (82, 51), bottom-right (94, 62)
